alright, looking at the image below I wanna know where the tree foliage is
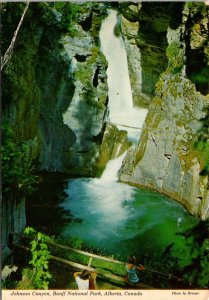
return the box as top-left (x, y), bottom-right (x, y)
top-left (22, 227), bottom-right (52, 289)
top-left (171, 221), bottom-right (209, 287)
top-left (1, 2), bottom-right (29, 71)
top-left (1, 123), bottom-right (37, 198)
top-left (194, 106), bottom-right (209, 175)
top-left (141, 221), bottom-right (209, 288)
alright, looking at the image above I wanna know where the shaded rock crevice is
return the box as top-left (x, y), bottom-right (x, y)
top-left (119, 2), bottom-right (184, 107)
top-left (184, 3), bottom-right (209, 95)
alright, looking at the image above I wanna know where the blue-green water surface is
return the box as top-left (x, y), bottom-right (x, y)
top-left (59, 177), bottom-right (199, 260)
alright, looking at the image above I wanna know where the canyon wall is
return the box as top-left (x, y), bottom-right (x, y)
top-left (119, 2), bottom-right (209, 220)
top-left (1, 2), bottom-right (111, 259)
top-left (2, 3), bottom-right (112, 177)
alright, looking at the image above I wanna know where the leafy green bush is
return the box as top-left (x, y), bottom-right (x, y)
top-left (194, 140), bottom-right (209, 174)
top-left (166, 42), bottom-right (184, 73)
top-left (1, 124), bottom-right (37, 197)
top-left (16, 268), bottom-right (35, 289)
top-left (187, 2), bottom-right (207, 15)
top-left (194, 106), bottom-right (209, 174)
top-left (140, 221), bottom-right (209, 288)
top-left (114, 19), bottom-right (121, 37)
top-left (23, 227), bottom-right (52, 289)
top-left (193, 68), bottom-right (209, 84)
top-left (171, 221), bottom-right (209, 287)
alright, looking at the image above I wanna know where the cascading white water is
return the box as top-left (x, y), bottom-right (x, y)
top-left (59, 11), bottom-right (146, 248)
top-left (98, 9), bottom-right (148, 178)
top-left (100, 151), bottom-right (127, 181)
top-left (99, 9), bottom-right (147, 141)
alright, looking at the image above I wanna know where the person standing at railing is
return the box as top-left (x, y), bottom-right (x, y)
top-left (125, 255), bottom-right (145, 284)
top-left (74, 270), bottom-right (97, 290)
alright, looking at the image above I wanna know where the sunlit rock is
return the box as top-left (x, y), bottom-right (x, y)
top-left (119, 3), bottom-right (209, 219)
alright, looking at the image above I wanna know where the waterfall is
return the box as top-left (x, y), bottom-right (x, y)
top-left (100, 151), bottom-right (127, 182)
top-left (98, 9), bottom-right (148, 179)
top-left (99, 9), bottom-right (147, 142)
top-left (57, 11), bottom-right (199, 257)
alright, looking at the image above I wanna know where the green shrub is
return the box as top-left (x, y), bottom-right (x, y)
top-left (23, 227), bottom-right (52, 289)
top-left (194, 106), bottom-right (209, 174)
top-left (1, 124), bottom-right (37, 198)
top-left (113, 19), bottom-right (121, 37)
top-left (171, 221), bottom-right (209, 287)
top-left (166, 42), bottom-right (184, 73)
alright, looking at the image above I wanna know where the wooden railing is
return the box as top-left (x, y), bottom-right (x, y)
top-left (11, 232), bottom-right (185, 287)
top-left (13, 243), bottom-right (152, 289)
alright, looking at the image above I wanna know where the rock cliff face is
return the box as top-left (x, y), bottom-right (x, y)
top-left (119, 3), bottom-right (209, 220)
top-left (1, 2), bottom-right (111, 257)
top-left (36, 3), bottom-right (109, 175)
top-left (119, 2), bottom-right (184, 106)
top-left (2, 198), bottom-right (26, 264)
top-left (2, 3), bottom-right (110, 176)
top-left (119, 4), bottom-right (146, 106)
top-left (95, 123), bottom-right (131, 174)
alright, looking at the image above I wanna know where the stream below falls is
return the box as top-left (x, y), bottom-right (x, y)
top-left (26, 167), bottom-right (199, 262)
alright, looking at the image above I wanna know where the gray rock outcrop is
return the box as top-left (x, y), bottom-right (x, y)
top-left (37, 4), bottom-right (109, 175)
top-left (119, 3), bottom-right (209, 220)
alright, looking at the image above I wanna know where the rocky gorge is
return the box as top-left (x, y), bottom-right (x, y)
top-left (1, 1), bottom-right (209, 265)
top-left (118, 2), bottom-right (209, 220)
